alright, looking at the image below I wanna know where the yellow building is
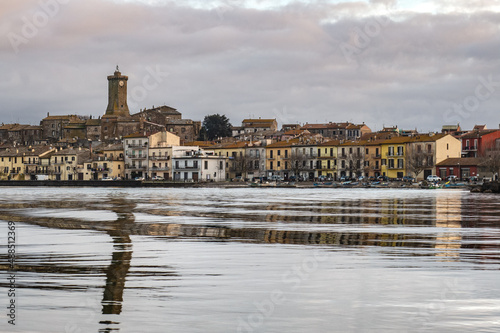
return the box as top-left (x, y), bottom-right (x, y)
top-left (0, 148), bottom-right (25, 180)
top-left (266, 139), bottom-right (299, 179)
top-left (49, 147), bottom-right (91, 180)
top-left (380, 137), bottom-right (412, 179)
top-left (317, 140), bottom-right (340, 180)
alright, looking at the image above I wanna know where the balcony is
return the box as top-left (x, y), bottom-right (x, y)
top-left (463, 146), bottom-right (477, 151)
top-left (150, 156), bottom-right (170, 161)
top-left (174, 166), bottom-right (199, 170)
top-left (127, 143), bottom-right (148, 148)
top-left (129, 155), bottom-right (147, 160)
top-left (127, 165), bottom-right (147, 170)
top-left (151, 166), bottom-right (170, 171)
top-left (371, 154), bottom-right (381, 159)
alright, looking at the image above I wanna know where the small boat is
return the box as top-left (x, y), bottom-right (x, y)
top-left (314, 182), bottom-right (333, 187)
top-left (442, 182), bottom-right (468, 189)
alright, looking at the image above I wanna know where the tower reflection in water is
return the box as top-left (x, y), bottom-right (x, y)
top-left (101, 197), bottom-right (135, 315)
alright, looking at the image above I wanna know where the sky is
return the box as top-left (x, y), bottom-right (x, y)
top-left (1, 0), bottom-right (499, 133)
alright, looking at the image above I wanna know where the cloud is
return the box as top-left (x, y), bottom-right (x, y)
top-left (0, 0), bottom-right (499, 132)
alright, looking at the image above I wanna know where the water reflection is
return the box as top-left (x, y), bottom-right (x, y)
top-left (1, 188), bottom-right (500, 332)
top-left (102, 197), bottom-right (135, 316)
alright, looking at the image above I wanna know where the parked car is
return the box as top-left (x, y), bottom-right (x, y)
top-left (445, 175), bottom-right (458, 181)
top-left (426, 175), bottom-right (442, 182)
top-left (134, 176), bottom-right (145, 181)
top-left (368, 176), bottom-right (376, 182)
top-left (101, 177), bottom-right (113, 181)
top-left (152, 176), bottom-right (164, 181)
top-left (377, 175), bottom-right (389, 182)
top-left (402, 176), bottom-right (415, 183)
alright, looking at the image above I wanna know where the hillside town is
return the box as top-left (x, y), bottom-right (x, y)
top-left (1, 68), bottom-right (499, 183)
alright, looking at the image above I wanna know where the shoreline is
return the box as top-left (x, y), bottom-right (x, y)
top-left (0, 179), bottom-right (482, 190)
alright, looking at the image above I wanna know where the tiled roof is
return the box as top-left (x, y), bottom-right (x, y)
top-left (436, 157), bottom-right (482, 166)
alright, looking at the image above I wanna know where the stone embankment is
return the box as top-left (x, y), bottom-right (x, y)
top-left (470, 181), bottom-right (500, 193)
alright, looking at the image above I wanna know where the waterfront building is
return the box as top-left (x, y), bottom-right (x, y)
top-left (49, 147), bottom-right (91, 181)
top-left (380, 136), bottom-right (412, 180)
top-left (317, 140), bottom-right (340, 180)
top-left (171, 147), bottom-right (226, 182)
top-left (0, 148), bottom-right (26, 180)
top-left (123, 132), bottom-right (149, 179)
top-left (22, 146), bottom-right (57, 180)
top-left (87, 143), bottom-right (126, 180)
top-left (265, 139), bottom-right (300, 180)
top-left (338, 140), bottom-right (367, 179)
top-left (364, 139), bottom-right (383, 179)
top-left (436, 157), bottom-right (481, 181)
top-left (148, 131), bottom-right (181, 180)
top-left (409, 134), bottom-right (462, 180)
top-left (460, 129), bottom-right (500, 158)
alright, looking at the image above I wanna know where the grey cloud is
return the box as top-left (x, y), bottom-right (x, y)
top-left (0, 0), bottom-right (499, 132)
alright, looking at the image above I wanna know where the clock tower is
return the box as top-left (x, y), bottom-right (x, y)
top-left (104, 66), bottom-right (130, 117)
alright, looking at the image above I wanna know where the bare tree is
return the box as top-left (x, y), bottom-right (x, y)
top-left (288, 150), bottom-right (309, 180)
top-left (406, 146), bottom-right (433, 178)
top-left (345, 151), bottom-right (364, 178)
top-left (479, 148), bottom-right (500, 181)
top-left (230, 152), bottom-right (249, 179)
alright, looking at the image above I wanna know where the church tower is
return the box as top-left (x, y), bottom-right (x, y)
top-left (104, 66), bottom-right (130, 118)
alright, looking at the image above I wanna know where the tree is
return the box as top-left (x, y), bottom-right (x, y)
top-left (288, 149), bottom-right (310, 180)
top-left (406, 151), bottom-right (427, 178)
top-left (200, 114), bottom-right (232, 140)
top-left (480, 148), bottom-right (500, 181)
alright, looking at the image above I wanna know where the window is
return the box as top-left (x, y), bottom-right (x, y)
top-left (388, 147), bottom-right (394, 156)
top-left (285, 150), bottom-right (288, 158)
top-left (397, 146), bottom-right (404, 156)
top-left (220, 161), bottom-right (223, 169)
top-left (277, 161), bottom-right (281, 167)
top-left (388, 159), bottom-right (395, 168)
top-left (270, 150), bottom-right (274, 158)
top-left (270, 161), bottom-right (274, 169)
top-left (381, 159), bottom-right (387, 166)
top-left (204, 161), bottom-right (208, 169)
top-left (366, 148), bottom-right (369, 154)
top-left (397, 159), bottom-right (404, 169)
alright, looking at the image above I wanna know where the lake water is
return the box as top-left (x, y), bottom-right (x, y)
top-left (0, 187), bottom-right (499, 332)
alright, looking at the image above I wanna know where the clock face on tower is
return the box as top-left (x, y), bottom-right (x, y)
top-left (119, 80), bottom-right (124, 87)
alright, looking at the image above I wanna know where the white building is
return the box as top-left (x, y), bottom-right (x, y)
top-left (172, 147), bottom-right (226, 182)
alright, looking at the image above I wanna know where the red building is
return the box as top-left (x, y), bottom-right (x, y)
top-left (461, 129), bottom-right (500, 157)
top-left (436, 157), bottom-right (481, 180)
